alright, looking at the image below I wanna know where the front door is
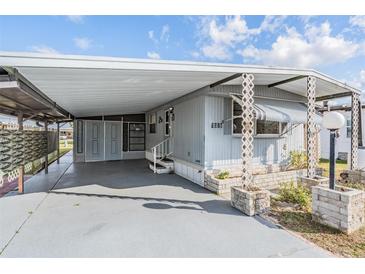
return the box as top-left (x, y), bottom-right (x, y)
top-left (105, 121), bottom-right (122, 160)
top-left (85, 120), bottom-right (104, 162)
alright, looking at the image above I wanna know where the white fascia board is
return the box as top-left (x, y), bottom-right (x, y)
top-left (0, 51), bottom-right (319, 75)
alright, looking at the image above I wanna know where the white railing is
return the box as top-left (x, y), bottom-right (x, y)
top-left (151, 137), bottom-right (173, 173)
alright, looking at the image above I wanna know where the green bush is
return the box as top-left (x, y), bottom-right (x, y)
top-left (216, 170), bottom-right (230, 180)
top-left (289, 150), bottom-right (307, 169)
top-left (278, 181), bottom-right (311, 210)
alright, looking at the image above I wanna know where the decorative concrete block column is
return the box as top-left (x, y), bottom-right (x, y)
top-left (306, 76), bottom-right (317, 178)
top-left (351, 92), bottom-right (360, 170)
top-left (312, 185), bottom-right (365, 234)
top-left (231, 73), bottom-right (271, 215)
top-left (231, 186), bottom-right (270, 216)
top-left (240, 73), bottom-right (255, 187)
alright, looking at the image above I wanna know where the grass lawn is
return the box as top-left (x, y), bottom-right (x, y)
top-left (318, 158), bottom-right (348, 179)
top-left (268, 201), bottom-right (365, 257)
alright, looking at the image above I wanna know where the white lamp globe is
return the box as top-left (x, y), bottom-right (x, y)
top-left (322, 111), bottom-right (346, 130)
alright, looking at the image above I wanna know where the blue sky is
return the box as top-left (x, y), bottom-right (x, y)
top-left (0, 15), bottom-right (364, 92)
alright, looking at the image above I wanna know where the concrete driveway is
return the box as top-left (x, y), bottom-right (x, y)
top-left (0, 153), bottom-right (331, 257)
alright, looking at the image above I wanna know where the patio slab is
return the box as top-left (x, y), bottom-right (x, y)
top-left (0, 152), bottom-right (73, 253)
top-left (0, 158), bottom-right (332, 257)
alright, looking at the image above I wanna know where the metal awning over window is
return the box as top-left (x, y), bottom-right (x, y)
top-left (231, 94), bottom-right (322, 124)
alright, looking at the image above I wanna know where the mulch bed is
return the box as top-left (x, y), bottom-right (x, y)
top-left (265, 200), bottom-right (365, 258)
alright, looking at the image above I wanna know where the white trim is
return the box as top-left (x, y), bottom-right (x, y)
top-left (148, 112), bottom-right (157, 134)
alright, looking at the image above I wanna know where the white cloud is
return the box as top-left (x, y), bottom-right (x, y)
top-left (350, 16), bottom-right (365, 30)
top-left (195, 15), bottom-right (285, 60)
top-left (147, 51), bottom-right (160, 59)
top-left (31, 45), bottom-right (59, 54)
top-left (239, 22), bottom-right (359, 68)
top-left (148, 24), bottom-right (170, 44)
top-left (148, 30), bottom-right (158, 43)
top-left (73, 37), bottom-right (92, 50)
top-left (259, 16), bottom-right (287, 33)
top-left (191, 51), bottom-right (200, 58)
top-left (351, 70), bottom-right (365, 90)
top-left (202, 44), bottom-right (231, 60)
top-left (66, 16), bottom-right (85, 24)
top-left (160, 25), bottom-right (170, 42)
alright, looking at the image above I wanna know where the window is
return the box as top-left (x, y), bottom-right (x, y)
top-left (256, 120), bottom-right (279, 135)
top-left (76, 120), bottom-right (84, 153)
top-left (148, 113), bottom-right (156, 134)
top-left (232, 99), bottom-right (287, 137)
top-left (232, 101), bottom-right (243, 134)
top-left (128, 123), bottom-right (145, 151)
top-left (165, 110), bottom-right (170, 136)
top-left (346, 118), bottom-right (351, 138)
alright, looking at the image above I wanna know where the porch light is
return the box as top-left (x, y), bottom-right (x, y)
top-left (322, 111), bottom-right (346, 190)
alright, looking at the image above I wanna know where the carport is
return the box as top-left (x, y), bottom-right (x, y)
top-left (0, 51), bottom-right (361, 190)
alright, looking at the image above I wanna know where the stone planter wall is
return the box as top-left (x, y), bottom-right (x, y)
top-left (298, 176), bottom-right (329, 190)
top-left (204, 175), bottom-right (241, 195)
top-left (312, 185), bottom-right (365, 234)
top-left (204, 168), bottom-right (323, 194)
top-left (253, 169), bottom-right (306, 189)
top-left (339, 169), bottom-right (365, 185)
top-left (231, 186), bottom-right (270, 216)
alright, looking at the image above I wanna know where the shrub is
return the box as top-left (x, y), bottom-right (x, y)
top-left (278, 181), bottom-right (311, 210)
top-left (289, 150), bottom-right (307, 169)
top-left (216, 170), bottom-right (230, 180)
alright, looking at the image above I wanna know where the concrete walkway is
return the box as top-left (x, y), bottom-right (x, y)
top-left (0, 155), bottom-right (332, 257)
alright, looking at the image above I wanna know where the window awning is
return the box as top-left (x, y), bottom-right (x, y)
top-left (231, 94), bottom-right (322, 124)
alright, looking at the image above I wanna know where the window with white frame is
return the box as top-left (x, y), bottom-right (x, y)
top-left (232, 100), bottom-right (288, 137)
top-left (346, 118), bottom-right (351, 138)
top-left (148, 113), bottom-right (156, 134)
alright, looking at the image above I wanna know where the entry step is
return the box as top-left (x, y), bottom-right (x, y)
top-left (148, 160), bottom-right (174, 174)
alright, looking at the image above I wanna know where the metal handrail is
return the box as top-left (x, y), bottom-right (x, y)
top-left (151, 137), bottom-right (173, 173)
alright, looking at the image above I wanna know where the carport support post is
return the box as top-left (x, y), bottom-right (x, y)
top-left (351, 92), bottom-right (360, 170)
top-left (17, 112), bottom-right (24, 194)
top-left (56, 122), bottom-right (60, 164)
top-left (306, 76), bottom-right (317, 178)
top-left (44, 121), bottom-right (48, 174)
top-left (241, 73), bottom-right (255, 187)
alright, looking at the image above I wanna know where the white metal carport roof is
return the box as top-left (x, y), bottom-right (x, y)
top-left (0, 51), bottom-right (361, 117)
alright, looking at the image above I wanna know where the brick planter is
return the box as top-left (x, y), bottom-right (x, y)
top-left (205, 169), bottom-right (308, 194)
top-left (312, 185), bottom-right (365, 234)
top-left (298, 176), bottom-right (329, 190)
top-left (231, 186), bottom-right (270, 216)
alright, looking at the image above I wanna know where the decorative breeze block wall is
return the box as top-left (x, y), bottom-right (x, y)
top-left (0, 129), bottom-right (55, 186)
